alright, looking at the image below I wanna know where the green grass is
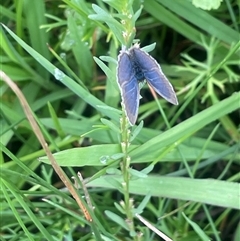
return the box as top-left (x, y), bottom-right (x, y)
top-left (1, 0), bottom-right (239, 240)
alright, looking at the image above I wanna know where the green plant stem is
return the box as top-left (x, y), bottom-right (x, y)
top-left (120, 113), bottom-right (137, 237)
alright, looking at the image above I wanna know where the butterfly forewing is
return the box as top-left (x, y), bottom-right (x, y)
top-left (117, 51), bottom-right (140, 125)
top-left (117, 44), bottom-right (178, 125)
top-left (130, 46), bottom-right (178, 105)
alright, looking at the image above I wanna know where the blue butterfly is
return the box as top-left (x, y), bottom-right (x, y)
top-left (117, 43), bottom-right (178, 125)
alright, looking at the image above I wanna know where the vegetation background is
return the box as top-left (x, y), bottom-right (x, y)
top-left (1, 0), bottom-right (239, 240)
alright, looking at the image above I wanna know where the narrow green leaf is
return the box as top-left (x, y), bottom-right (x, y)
top-left (88, 175), bottom-right (239, 209)
top-left (130, 121), bottom-right (143, 142)
top-left (2, 180), bottom-right (54, 240)
top-left (158, 0), bottom-right (238, 44)
top-left (105, 210), bottom-right (129, 230)
top-left (134, 192), bottom-right (151, 214)
top-left (144, 0), bottom-right (204, 44)
top-left (39, 144), bottom-right (123, 166)
top-left (100, 118), bottom-right (120, 133)
top-left (130, 93), bottom-right (240, 162)
top-left (1, 24), bottom-right (120, 122)
top-left (93, 57), bottom-right (115, 82)
top-left (23, 0), bottom-right (50, 79)
top-left (182, 212), bottom-right (211, 241)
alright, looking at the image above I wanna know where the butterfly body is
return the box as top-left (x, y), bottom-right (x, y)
top-left (117, 43), bottom-right (178, 125)
top-left (129, 53), bottom-right (145, 82)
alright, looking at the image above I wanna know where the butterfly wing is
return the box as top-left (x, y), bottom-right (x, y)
top-left (130, 46), bottom-right (178, 105)
top-left (117, 51), bottom-right (140, 125)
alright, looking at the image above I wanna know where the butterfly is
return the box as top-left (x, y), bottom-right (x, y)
top-left (117, 43), bottom-right (178, 125)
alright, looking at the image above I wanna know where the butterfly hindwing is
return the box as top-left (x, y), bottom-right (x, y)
top-left (130, 46), bottom-right (178, 105)
top-left (117, 51), bottom-right (140, 125)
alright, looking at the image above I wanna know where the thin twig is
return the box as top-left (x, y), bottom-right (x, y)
top-left (135, 213), bottom-right (173, 241)
top-left (0, 71), bottom-right (92, 222)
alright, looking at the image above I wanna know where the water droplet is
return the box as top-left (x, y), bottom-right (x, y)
top-left (54, 68), bottom-right (65, 81)
top-left (99, 155), bottom-right (110, 165)
top-left (60, 53), bottom-right (66, 59)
